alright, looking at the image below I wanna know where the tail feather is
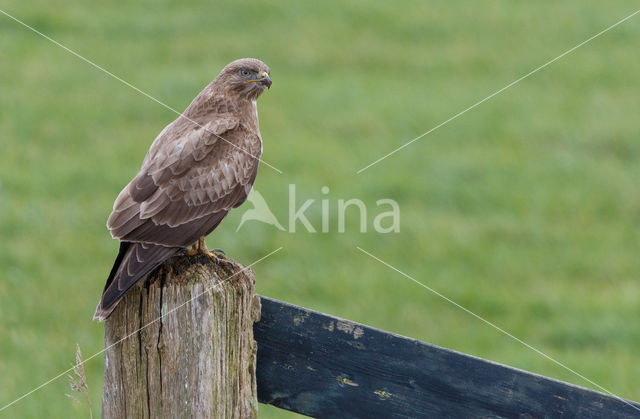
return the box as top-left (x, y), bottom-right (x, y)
top-left (94, 242), bottom-right (180, 321)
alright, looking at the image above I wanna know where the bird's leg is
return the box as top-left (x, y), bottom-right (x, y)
top-left (187, 237), bottom-right (234, 268)
top-left (186, 237), bottom-right (204, 256)
top-left (198, 236), bottom-right (207, 253)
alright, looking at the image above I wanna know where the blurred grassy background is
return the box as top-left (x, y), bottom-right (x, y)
top-left (1, 0), bottom-right (639, 417)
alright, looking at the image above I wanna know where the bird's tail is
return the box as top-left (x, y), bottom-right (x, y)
top-left (93, 242), bottom-right (180, 321)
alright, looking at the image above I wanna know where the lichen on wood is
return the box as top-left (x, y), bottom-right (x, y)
top-left (102, 254), bottom-right (260, 418)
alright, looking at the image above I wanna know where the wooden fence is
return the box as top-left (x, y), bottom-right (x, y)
top-left (101, 256), bottom-right (640, 418)
top-left (255, 296), bottom-right (640, 418)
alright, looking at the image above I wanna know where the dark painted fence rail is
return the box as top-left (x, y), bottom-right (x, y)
top-left (253, 296), bottom-right (640, 418)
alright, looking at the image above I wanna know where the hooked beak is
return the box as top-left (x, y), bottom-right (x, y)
top-left (249, 71), bottom-right (272, 89)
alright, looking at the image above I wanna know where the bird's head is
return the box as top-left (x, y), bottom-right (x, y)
top-left (215, 58), bottom-right (272, 100)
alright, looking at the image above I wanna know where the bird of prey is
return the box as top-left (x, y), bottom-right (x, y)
top-left (94, 58), bottom-right (272, 321)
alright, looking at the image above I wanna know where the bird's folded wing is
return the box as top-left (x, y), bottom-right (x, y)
top-left (93, 242), bottom-right (181, 320)
top-left (106, 115), bottom-right (261, 247)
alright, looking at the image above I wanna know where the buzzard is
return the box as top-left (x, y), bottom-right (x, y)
top-left (94, 58), bottom-right (272, 321)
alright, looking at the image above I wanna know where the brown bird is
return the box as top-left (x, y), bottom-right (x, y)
top-left (94, 58), bottom-right (272, 321)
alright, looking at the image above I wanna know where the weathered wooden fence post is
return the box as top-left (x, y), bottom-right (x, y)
top-left (101, 254), bottom-right (260, 418)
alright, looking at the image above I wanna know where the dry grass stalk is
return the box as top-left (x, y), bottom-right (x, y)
top-left (66, 344), bottom-right (93, 419)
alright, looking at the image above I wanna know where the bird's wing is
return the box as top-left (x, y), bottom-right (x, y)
top-left (95, 111), bottom-right (261, 320)
top-left (93, 241), bottom-right (180, 321)
top-left (107, 115), bottom-right (261, 247)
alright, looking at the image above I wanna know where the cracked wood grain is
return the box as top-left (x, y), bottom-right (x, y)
top-left (102, 254), bottom-right (260, 418)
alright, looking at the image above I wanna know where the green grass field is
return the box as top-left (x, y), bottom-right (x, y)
top-left (1, 1), bottom-right (639, 417)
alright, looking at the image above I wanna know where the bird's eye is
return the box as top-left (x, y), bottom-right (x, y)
top-left (241, 69), bottom-right (250, 76)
